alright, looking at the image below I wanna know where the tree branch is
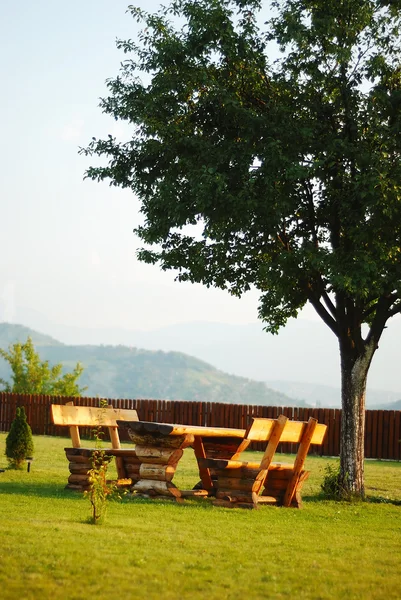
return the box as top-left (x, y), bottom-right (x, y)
top-left (308, 293), bottom-right (339, 336)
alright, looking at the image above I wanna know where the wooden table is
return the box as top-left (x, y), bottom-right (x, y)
top-left (117, 420), bottom-right (249, 501)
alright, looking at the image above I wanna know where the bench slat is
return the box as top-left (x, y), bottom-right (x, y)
top-left (246, 417), bottom-right (326, 445)
top-left (51, 404), bottom-right (139, 427)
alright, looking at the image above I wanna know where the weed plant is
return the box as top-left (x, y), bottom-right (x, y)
top-left (85, 400), bottom-right (121, 524)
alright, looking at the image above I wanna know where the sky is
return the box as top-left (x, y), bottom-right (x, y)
top-left (0, 1), bottom-right (400, 397)
top-left (1, 0), bottom-right (279, 331)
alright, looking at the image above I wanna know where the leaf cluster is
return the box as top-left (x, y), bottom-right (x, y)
top-left (82, 0), bottom-right (401, 340)
top-left (0, 337), bottom-right (86, 396)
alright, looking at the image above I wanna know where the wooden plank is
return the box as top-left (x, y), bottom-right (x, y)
top-left (394, 411), bottom-right (401, 460)
top-left (66, 449), bottom-right (95, 463)
top-left (322, 409), bottom-right (330, 456)
top-left (120, 420), bottom-right (246, 438)
top-left (69, 425), bottom-right (81, 448)
top-left (69, 463), bottom-right (91, 475)
top-left (377, 411), bottom-right (384, 459)
top-left (382, 410), bottom-right (390, 460)
top-left (245, 417), bottom-right (326, 445)
top-left (371, 409), bottom-right (378, 458)
top-left (216, 477), bottom-right (256, 491)
top-left (387, 411), bottom-right (395, 461)
top-left (51, 404), bottom-right (138, 427)
top-left (256, 496), bottom-right (279, 505)
top-left (253, 415), bottom-right (288, 494)
top-left (222, 467), bottom-right (260, 479)
top-left (180, 489), bottom-right (210, 497)
top-left (125, 463), bottom-right (141, 476)
top-left (245, 418), bottom-right (275, 441)
top-left (215, 490), bottom-right (258, 504)
top-left (134, 446), bottom-right (183, 466)
top-left (126, 431), bottom-right (194, 449)
top-left (139, 464), bottom-right (176, 482)
top-left (283, 417), bottom-right (318, 507)
top-left (133, 479), bottom-right (181, 497)
top-left (192, 436), bottom-right (214, 491)
top-left (334, 409), bottom-right (341, 456)
top-left (365, 410), bottom-right (372, 458)
top-left (198, 458), bottom-right (260, 470)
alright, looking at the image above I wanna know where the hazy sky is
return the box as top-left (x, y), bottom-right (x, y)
top-left (1, 0), bottom-right (275, 331)
top-left (1, 1), bottom-right (400, 396)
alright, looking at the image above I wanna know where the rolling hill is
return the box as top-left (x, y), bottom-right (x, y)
top-left (0, 322), bottom-right (303, 406)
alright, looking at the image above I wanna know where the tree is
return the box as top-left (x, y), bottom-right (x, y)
top-left (0, 337), bottom-right (86, 396)
top-left (82, 0), bottom-right (401, 498)
top-left (5, 406), bottom-right (34, 469)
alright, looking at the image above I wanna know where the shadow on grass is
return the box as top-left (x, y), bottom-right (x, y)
top-left (303, 492), bottom-right (401, 507)
top-left (0, 480), bottom-right (84, 501)
top-left (366, 495), bottom-right (401, 506)
top-left (0, 481), bottom-right (215, 511)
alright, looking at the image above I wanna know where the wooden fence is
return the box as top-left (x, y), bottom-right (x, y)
top-left (0, 392), bottom-right (400, 460)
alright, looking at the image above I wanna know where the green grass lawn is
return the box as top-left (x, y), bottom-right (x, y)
top-left (0, 433), bottom-right (400, 600)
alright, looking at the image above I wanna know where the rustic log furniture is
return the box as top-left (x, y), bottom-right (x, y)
top-left (118, 416), bottom-right (327, 508)
top-left (118, 420), bottom-right (247, 501)
top-left (51, 403), bottom-right (141, 491)
top-left (203, 415), bottom-right (327, 508)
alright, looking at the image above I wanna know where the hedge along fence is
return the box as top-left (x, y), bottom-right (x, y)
top-left (0, 392), bottom-right (400, 460)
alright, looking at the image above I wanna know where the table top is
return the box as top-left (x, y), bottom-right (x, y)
top-left (117, 420), bottom-right (246, 438)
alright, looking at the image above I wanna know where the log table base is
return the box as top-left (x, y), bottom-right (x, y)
top-left (126, 430), bottom-right (194, 500)
top-left (65, 447), bottom-right (141, 492)
top-left (121, 421), bottom-right (248, 501)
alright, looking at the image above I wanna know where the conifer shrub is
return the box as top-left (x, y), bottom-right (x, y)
top-left (5, 406), bottom-right (34, 469)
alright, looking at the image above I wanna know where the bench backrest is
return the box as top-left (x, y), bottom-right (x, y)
top-left (51, 403), bottom-right (139, 449)
top-left (245, 417), bottom-right (327, 445)
top-left (245, 415), bottom-right (327, 506)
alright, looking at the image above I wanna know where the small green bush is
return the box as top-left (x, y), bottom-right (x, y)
top-left (321, 462), bottom-right (343, 499)
top-left (5, 407), bottom-right (34, 469)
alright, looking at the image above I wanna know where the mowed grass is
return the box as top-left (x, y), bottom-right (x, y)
top-left (0, 434), bottom-right (400, 600)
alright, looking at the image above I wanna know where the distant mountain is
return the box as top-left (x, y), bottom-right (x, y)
top-left (10, 306), bottom-right (401, 398)
top-left (265, 380), bottom-right (401, 409)
top-left (2, 318), bottom-right (400, 409)
top-left (0, 322), bottom-right (303, 406)
top-left (0, 322), bottom-right (63, 348)
top-left (377, 399), bottom-right (401, 411)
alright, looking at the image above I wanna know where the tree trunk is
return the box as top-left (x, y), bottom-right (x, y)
top-left (339, 339), bottom-right (376, 498)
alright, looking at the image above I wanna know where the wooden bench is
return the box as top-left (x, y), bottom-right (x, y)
top-left (51, 403), bottom-right (141, 491)
top-left (198, 415), bottom-right (327, 509)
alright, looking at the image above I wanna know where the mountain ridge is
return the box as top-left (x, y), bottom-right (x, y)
top-left (1, 320), bottom-right (400, 410)
top-left (0, 322), bottom-right (303, 407)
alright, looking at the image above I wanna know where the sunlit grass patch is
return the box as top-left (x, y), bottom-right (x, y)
top-left (0, 433), bottom-right (400, 600)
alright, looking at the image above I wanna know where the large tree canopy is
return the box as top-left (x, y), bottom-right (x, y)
top-left (83, 0), bottom-right (401, 497)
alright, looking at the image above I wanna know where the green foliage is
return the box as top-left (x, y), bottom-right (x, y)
top-left (320, 462), bottom-right (359, 502)
top-left (85, 400), bottom-right (122, 524)
top-left (320, 462), bottom-right (343, 499)
top-left (0, 336), bottom-right (86, 396)
top-left (86, 449), bottom-right (116, 524)
top-left (5, 407), bottom-right (34, 469)
top-left (82, 0), bottom-right (401, 497)
top-left (83, 0), bottom-right (401, 334)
